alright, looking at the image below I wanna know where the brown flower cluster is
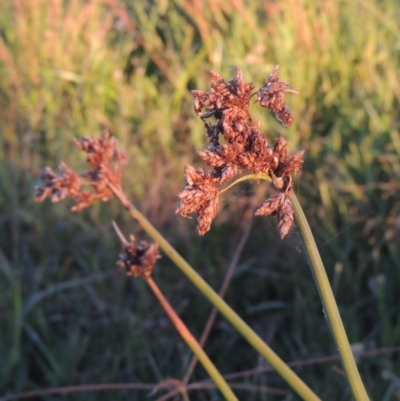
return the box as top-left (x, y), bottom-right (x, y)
top-left (117, 235), bottom-right (160, 277)
top-left (176, 165), bottom-right (220, 235)
top-left (256, 65), bottom-right (299, 127)
top-left (177, 66), bottom-right (304, 238)
top-left (34, 130), bottom-right (125, 212)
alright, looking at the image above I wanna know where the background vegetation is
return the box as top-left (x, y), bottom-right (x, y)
top-left (0, 0), bottom-right (399, 399)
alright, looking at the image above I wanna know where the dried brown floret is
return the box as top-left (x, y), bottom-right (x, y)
top-left (190, 68), bottom-right (302, 193)
top-left (255, 193), bottom-right (286, 216)
top-left (71, 191), bottom-right (96, 213)
top-left (191, 67), bottom-right (255, 149)
top-left (34, 163), bottom-right (81, 203)
top-left (196, 195), bottom-right (220, 235)
top-left (73, 130), bottom-right (126, 169)
top-left (176, 165), bottom-right (220, 234)
top-left (256, 65), bottom-right (298, 127)
top-left (255, 194), bottom-right (294, 238)
top-left (245, 129), bottom-right (274, 173)
top-left (274, 106), bottom-right (294, 127)
top-left (74, 130), bottom-right (125, 199)
top-left (277, 150), bottom-right (305, 177)
top-left (35, 131), bottom-right (126, 212)
top-left (272, 136), bottom-right (288, 161)
top-left (117, 235), bottom-right (160, 277)
top-left (198, 146), bottom-right (240, 183)
top-left (198, 148), bottom-right (227, 168)
top-left (276, 197), bottom-right (294, 239)
top-left (211, 163), bottom-right (238, 183)
top-left (271, 137), bottom-right (304, 184)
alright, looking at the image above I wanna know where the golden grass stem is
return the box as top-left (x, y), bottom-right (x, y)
top-left (288, 191), bottom-right (370, 401)
top-left (145, 276), bottom-right (239, 401)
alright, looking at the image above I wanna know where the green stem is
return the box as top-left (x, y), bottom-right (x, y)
top-left (146, 276), bottom-right (239, 401)
top-left (219, 174), bottom-right (262, 194)
top-left (288, 191), bottom-right (370, 401)
top-left (109, 183), bottom-right (321, 401)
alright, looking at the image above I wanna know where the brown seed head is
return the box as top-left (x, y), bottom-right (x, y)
top-left (191, 67), bottom-right (255, 149)
top-left (73, 130), bottom-right (126, 169)
top-left (176, 165), bottom-right (220, 234)
top-left (255, 193), bottom-right (286, 216)
top-left (255, 193), bottom-right (294, 238)
top-left (180, 66), bottom-right (304, 238)
top-left (196, 195), bottom-right (220, 235)
top-left (34, 163), bottom-right (81, 203)
top-left (117, 235), bottom-right (160, 277)
top-left (273, 137), bottom-right (288, 161)
top-left (256, 65), bottom-right (298, 127)
top-left (71, 191), bottom-right (96, 213)
top-left (277, 150), bottom-right (305, 177)
top-left (276, 197), bottom-right (294, 239)
top-left (274, 106), bottom-right (294, 127)
top-left (35, 131), bottom-right (126, 212)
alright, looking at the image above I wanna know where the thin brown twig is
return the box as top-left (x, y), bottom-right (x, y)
top-left (112, 220), bottom-right (129, 245)
top-left (145, 275), bottom-right (239, 401)
top-left (152, 382), bottom-right (289, 401)
top-left (0, 383), bottom-right (155, 401)
top-left (154, 345), bottom-right (400, 400)
top-left (0, 381), bottom-right (287, 401)
top-left (3, 346), bottom-right (397, 401)
top-left (221, 345), bottom-right (400, 381)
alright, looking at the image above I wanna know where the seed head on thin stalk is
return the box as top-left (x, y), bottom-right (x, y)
top-left (177, 65), bottom-right (303, 238)
top-left (117, 234), bottom-right (160, 278)
top-left (34, 130), bottom-right (126, 212)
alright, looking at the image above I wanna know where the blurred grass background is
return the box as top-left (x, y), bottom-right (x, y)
top-left (0, 0), bottom-right (400, 399)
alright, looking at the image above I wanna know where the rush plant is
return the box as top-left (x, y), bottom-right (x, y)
top-left (34, 66), bottom-right (370, 400)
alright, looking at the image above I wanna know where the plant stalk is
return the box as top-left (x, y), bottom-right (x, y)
top-left (146, 276), bottom-right (239, 401)
top-left (288, 191), bottom-right (370, 401)
top-left (109, 183), bottom-right (321, 401)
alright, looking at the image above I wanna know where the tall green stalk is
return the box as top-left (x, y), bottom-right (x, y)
top-left (288, 191), bottom-right (370, 401)
top-left (109, 183), bottom-right (321, 401)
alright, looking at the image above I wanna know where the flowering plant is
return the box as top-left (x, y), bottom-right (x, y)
top-left (34, 66), bottom-right (369, 401)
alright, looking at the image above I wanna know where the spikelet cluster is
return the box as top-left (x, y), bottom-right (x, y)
top-left (34, 131), bottom-right (125, 212)
top-left (117, 235), bottom-right (160, 277)
top-left (177, 66), bottom-right (303, 238)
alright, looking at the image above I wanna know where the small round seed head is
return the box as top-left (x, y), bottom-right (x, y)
top-left (117, 235), bottom-right (160, 277)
